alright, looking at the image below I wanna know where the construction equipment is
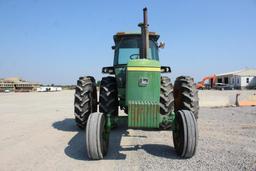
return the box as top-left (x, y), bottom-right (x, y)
top-left (196, 75), bottom-right (217, 89)
top-left (74, 8), bottom-right (199, 160)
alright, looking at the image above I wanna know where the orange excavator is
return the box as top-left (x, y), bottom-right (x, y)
top-left (196, 75), bottom-right (217, 89)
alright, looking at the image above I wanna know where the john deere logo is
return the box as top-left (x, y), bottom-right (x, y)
top-left (139, 77), bottom-right (149, 87)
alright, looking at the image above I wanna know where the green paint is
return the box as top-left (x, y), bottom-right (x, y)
top-left (128, 101), bottom-right (160, 128)
top-left (117, 88), bottom-right (125, 108)
top-left (114, 67), bottom-right (126, 109)
top-left (104, 114), bottom-right (112, 143)
top-left (127, 59), bottom-right (160, 67)
top-left (126, 59), bottom-right (161, 128)
top-left (126, 59), bottom-right (160, 105)
top-left (159, 111), bottom-right (176, 130)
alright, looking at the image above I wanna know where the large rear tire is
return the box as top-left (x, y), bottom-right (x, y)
top-left (174, 76), bottom-right (199, 119)
top-left (160, 76), bottom-right (174, 115)
top-left (74, 76), bottom-right (97, 128)
top-left (160, 76), bottom-right (174, 129)
top-left (99, 77), bottom-right (118, 125)
top-left (86, 112), bottom-right (109, 160)
top-left (173, 110), bottom-right (198, 158)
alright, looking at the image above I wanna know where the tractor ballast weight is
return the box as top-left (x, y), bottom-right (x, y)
top-left (74, 8), bottom-right (199, 160)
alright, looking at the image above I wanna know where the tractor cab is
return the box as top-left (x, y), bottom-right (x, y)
top-left (113, 32), bottom-right (160, 65)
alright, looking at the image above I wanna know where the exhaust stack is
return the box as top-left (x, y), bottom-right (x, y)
top-left (138, 7), bottom-right (149, 59)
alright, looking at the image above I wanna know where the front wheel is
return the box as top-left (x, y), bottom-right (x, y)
top-left (85, 112), bottom-right (109, 160)
top-left (173, 110), bottom-right (198, 158)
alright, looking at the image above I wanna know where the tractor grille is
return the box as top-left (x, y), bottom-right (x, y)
top-left (128, 101), bottom-right (160, 128)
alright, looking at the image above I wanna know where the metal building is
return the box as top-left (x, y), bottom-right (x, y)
top-left (216, 68), bottom-right (256, 89)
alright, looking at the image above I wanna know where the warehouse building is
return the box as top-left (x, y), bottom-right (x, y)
top-left (0, 82), bottom-right (15, 92)
top-left (0, 77), bottom-right (39, 92)
top-left (216, 68), bottom-right (256, 89)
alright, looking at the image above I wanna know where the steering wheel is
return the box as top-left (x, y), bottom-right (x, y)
top-left (129, 54), bottom-right (140, 59)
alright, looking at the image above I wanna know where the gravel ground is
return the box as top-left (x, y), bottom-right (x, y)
top-left (0, 91), bottom-right (255, 171)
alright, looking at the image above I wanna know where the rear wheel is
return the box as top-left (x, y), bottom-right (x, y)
top-left (99, 77), bottom-right (118, 126)
top-left (160, 76), bottom-right (174, 129)
top-left (74, 76), bottom-right (97, 128)
top-left (173, 110), bottom-right (198, 158)
top-left (174, 76), bottom-right (199, 119)
top-left (86, 112), bottom-right (109, 160)
top-left (160, 76), bottom-right (174, 115)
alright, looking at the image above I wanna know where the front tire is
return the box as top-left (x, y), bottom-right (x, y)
top-left (86, 112), bottom-right (109, 160)
top-left (173, 110), bottom-right (198, 158)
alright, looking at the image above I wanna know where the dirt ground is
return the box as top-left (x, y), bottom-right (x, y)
top-left (0, 90), bottom-right (255, 171)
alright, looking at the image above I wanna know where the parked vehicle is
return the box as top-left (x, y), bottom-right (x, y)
top-left (74, 8), bottom-right (199, 160)
top-left (215, 83), bottom-right (234, 90)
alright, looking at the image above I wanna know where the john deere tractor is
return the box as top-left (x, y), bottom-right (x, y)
top-left (74, 8), bottom-right (199, 160)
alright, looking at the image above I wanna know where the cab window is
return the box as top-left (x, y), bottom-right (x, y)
top-left (114, 37), bottom-right (159, 65)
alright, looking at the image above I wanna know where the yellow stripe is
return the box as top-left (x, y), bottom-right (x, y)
top-left (127, 67), bottom-right (160, 72)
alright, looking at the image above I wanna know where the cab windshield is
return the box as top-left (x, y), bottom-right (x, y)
top-left (114, 37), bottom-right (159, 65)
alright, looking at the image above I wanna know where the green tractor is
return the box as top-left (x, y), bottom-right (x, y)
top-left (74, 8), bottom-right (199, 160)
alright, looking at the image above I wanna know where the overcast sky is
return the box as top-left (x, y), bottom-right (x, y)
top-left (0, 0), bottom-right (255, 84)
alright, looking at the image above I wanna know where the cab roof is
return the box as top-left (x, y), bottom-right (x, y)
top-left (113, 32), bottom-right (160, 44)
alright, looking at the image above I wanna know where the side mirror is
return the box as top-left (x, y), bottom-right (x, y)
top-left (111, 46), bottom-right (116, 50)
top-left (158, 42), bottom-right (165, 49)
